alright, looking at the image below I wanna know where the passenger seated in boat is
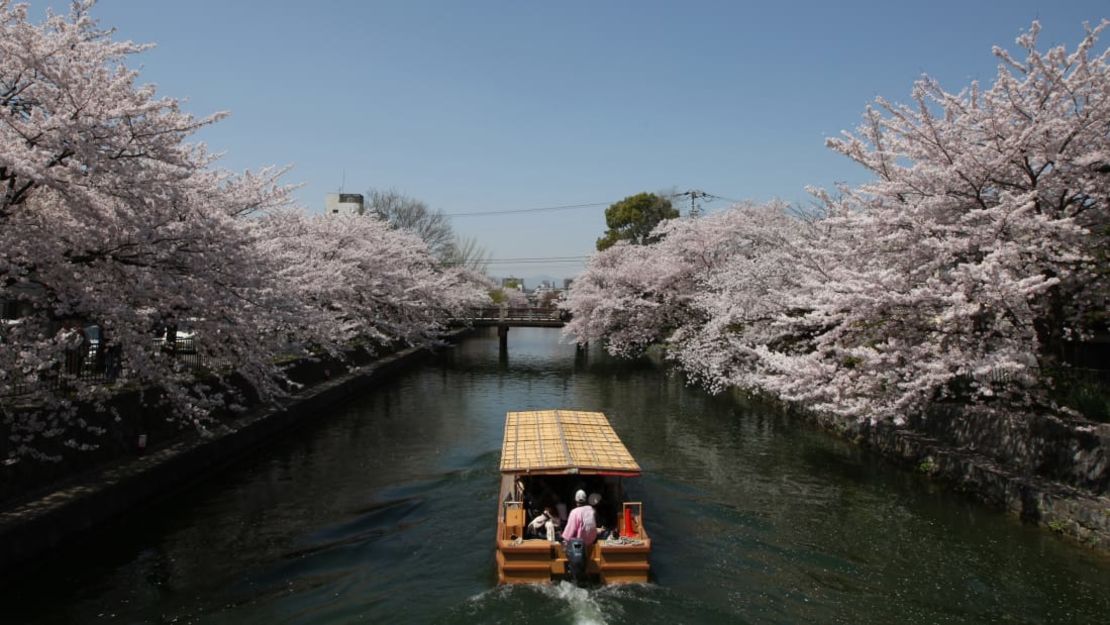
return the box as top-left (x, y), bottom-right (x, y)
top-left (587, 492), bottom-right (613, 540)
top-left (546, 489), bottom-right (568, 527)
top-left (528, 505), bottom-right (561, 541)
top-left (554, 499), bottom-right (568, 526)
top-left (521, 480), bottom-right (540, 516)
top-left (561, 489), bottom-right (598, 546)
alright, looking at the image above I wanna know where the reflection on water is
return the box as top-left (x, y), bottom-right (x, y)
top-left (7, 327), bottom-right (1110, 624)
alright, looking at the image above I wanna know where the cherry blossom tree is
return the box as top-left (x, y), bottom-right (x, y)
top-left (752, 21), bottom-right (1110, 423)
top-left (0, 0), bottom-right (487, 461)
top-left (562, 241), bottom-right (692, 356)
top-left (661, 203), bottom-right (814, 394)
top-left (252, 211), bottom-right (488, 351)
top-left (0, 1), bottom-right (305, 459)
top-left (2, 2), bottom-right (495, 465)
top-left (563, 202), bottom-right (802, 359)
top-left (489, 286), bottom-right (528, 308)
top-left (567, 22), bottom-right (1109, 425)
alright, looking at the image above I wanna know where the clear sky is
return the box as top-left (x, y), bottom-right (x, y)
top-left (21, 1), bottom-right (1110, 284)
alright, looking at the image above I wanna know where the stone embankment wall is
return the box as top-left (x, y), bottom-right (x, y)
top-left (0, 332), bottom-right (472, 579)
top-left (813, 405), bottom-right (1110, 550)
top-left (0, 345), bottom-right (381, 504)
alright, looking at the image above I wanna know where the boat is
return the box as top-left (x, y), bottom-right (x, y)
top-left (495, 409), bottom-right (651, 584)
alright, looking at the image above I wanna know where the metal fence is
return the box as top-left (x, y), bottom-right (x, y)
top-left (464, 307), bottom-right (565, 322)
top-left (1, 337), bottom-right (206, 398)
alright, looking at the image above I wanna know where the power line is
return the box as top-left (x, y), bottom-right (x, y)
top-left (486, 256), bottom-right (589, 261)
top-left (443, 201), bottom-right (610, 218)
top-left (459, 192), bottom-right (746, 273)
top-left (440, 191), bottom-right (743, 219)
top-left (675, 191), bottom-right (744, 215)
top-left (486, 258), bottom-right (588, 265)
top-left (706, 193), bottom-right (742, 204)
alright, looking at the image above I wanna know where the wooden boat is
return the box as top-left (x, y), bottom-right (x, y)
top-left (495, 409), bottom-right (651, 584)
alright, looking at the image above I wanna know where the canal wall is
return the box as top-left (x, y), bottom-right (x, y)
top-left (801, 403), bottom-right (1110, 551)
top-left (0, 331), bottom-right (473, 578)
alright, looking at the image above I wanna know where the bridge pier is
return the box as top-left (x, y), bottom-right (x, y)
top-left (498, 324), bottom-right (509, 350)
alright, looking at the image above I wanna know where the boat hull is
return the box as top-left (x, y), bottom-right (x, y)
top-left (495, 537), bottom-right (651, 585)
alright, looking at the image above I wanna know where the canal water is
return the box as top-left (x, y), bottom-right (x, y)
top-left (7, 328), bottom-right (1109, 624)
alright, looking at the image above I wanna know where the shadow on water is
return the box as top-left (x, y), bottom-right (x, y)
top-left (6, 327), bottom-right (1110, 624)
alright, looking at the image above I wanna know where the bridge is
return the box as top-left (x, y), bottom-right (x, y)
top-left (454, 307), bottom-right (569, 349)
top-left (459, 307), bottom-right (566, 328)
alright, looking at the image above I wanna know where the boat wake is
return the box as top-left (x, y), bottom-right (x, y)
top-left (538, 582), bottom-right (609, 625)
top-left (456, 581), bottom-right (662, 625)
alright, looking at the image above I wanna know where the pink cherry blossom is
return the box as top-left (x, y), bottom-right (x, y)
top-left (566, 22), bottom-right (1109, 425)
top-left (0, 3), bottom-right (488, 461)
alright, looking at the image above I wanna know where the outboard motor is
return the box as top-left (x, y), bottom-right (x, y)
top-left (565, 539), bottom-right (587, 586)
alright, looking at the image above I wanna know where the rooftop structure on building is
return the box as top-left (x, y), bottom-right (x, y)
top-left (325, 193), bottom-right (365, 217)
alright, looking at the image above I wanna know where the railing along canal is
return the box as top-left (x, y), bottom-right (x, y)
top-left (2, 337), bottom-right (213, 398)
top-left (463, 307), bottom-right (565, 323)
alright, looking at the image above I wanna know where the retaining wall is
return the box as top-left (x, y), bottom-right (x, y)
top-left (0, 333), bottom-right (470, 578)
top-left (807, 405), bottom-right (1110, 551)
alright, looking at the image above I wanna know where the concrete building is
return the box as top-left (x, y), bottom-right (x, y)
top-left (325, 193), bottom-right (365, 217)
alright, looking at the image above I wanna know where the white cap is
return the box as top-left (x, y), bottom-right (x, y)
top-left (574, 489), bottom-right (587, 503)
top-left (588, 493), bottom-right (602, 506)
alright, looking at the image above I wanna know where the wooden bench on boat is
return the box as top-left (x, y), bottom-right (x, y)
top-left (495, 409), bottom-right (651, 584)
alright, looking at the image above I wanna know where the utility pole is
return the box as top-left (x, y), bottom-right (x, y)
top-left (680, 189), bottom-right (709, 217)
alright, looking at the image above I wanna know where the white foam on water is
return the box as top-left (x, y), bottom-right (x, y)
top-left (593, 581), bottom-right (662, 605)
top-left (460, 582), bottom-right (660, 624)
top-left (464, 583), bottom-right (515, 606)
top-left (537, 581), bottom-right (610, 625)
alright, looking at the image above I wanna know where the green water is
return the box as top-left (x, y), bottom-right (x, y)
top-left (7, 328), bottom-right (1109, 624)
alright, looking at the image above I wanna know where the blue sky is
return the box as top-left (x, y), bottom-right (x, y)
top-left (23, 1), bottom-right (1110, 283)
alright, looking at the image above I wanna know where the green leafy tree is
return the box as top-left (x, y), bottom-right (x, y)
top-left (596, 193), bottom-right (679, 251)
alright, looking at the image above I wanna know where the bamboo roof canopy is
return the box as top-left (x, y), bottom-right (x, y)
top-left (499, 410), bottom-right (641, 476)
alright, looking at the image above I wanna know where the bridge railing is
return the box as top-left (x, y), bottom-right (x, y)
top-left (462, 307), bottom-right (565, 322)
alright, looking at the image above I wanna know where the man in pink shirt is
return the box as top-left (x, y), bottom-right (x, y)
top-left (561, 489), bottom-right (598, 546)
